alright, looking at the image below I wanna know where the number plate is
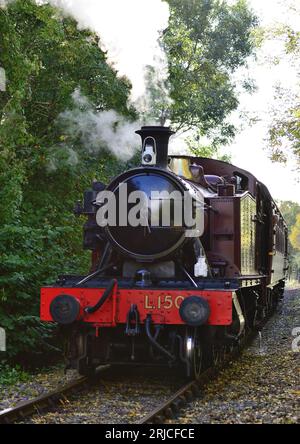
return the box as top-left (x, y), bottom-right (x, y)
top-left (144, 294), bottom-right (184, 310)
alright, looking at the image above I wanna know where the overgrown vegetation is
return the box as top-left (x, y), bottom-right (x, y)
top-left (0, 363), bottom-right (29, 386)
top-left (263, 0), bottom-right (300, 171)
top-left (0, 0), bottom-right (134, 362)
top-left (141, 0), bottom-right (257, 152)
top-left (278, 201), bottom-right (300, 276)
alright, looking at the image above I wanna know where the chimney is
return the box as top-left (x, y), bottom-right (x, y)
top-left (135, 126), bottom-right (174, 169)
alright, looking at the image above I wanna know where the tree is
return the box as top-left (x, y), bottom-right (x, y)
top-left (139, 0), bottom-right (257, 159)
top-left (0, 0), bottom-right (134, 361)
top-left (269, 97), bottom-right (300, 171)
top-left (290, 214), bottom-right (300, 251)
top-left (290, 213), bottom-right (300, 270)
top-left (278, 200), bottom-right (300, 231)
top-left (278, 200), bottom-right (300, 271)
top-left (137, 63), bottom-right (172, 126)
top-left (265, 1), bottom-right (300, 171)
top-left (161, 0), bottom-right (257, 142)
top-left (185, 129), bottom-right (231, 161)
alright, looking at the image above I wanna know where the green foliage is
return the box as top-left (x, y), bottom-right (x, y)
top-left (290, 214), bottom-right (300, 251)
top-left (264, 1), bottom-right (300, 170)
top-left (160, 0), bottom-right (257, 142)
top-left (0, 0), bottom-right (133, 361)
top-left (269, 106), bottom-right (300, 171)
top-left (277, 200), bottom-right (300, 272)
top-left (0, 223), bottom-right (86, 360)
top-left (137, 64), bottom-right (172, 126)
top-left (140, 0), bottom-right (258, 155)
top-left (278, 200), bottom-right (300, 231)
top-left (0, 363), bottom-right (29, 386)
top-left (186, 129), bottom-right (232, 161)
top-left (188, 143), bottom-right (231, 162)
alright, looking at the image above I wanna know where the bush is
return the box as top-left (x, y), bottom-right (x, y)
top-left (0, 363), bottom-right (29, 386)
top-left (0, 0), bottom-right (134, 364)
top-left (0, 224), bottom-right (84, 362)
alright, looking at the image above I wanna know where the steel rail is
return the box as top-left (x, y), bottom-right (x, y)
top-left (0, 376), bottom-right (88, 424)
top-left (0, 301), bottom-right (283, 425)
top-left (0, 365), bottom-right (110, 424)
top-left (138, 316), bottom-right (273, 424)
top-left (137, 366), bottom-right (218, 424)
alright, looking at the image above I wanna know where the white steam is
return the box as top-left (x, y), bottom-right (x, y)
top-left (59, 88), bottom-right (140, 161)
top-left (46, 0), bottom-right (170, 101)
top-left (2, 0), bottom-right (171, 106)
top-left (1, 0), bottom-right (178, 163)
top-left (169, 132), bottom-right (189, 156)
top-left (46, 146), bottom-right (79, 172)
top-left (0, 0), bottom-right (11, 7)
top-left (0, 67), bottom-right (6, 92)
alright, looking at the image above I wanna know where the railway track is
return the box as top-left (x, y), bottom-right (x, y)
top-left (138, 368), bottom-right (216, 424)
top-left (0, 312), bottom-right (276, 425)
top-left (0, 365), bottom-right (112, 424)
top-left (0, 341), bottom-right (259, 424)
top-left (0, 367), bottom-right (213, 425)
top-left (0, 375), bottom-right (89, 424)
top-left (138, 318), bottom-right (272, 424)
top-left (0, 376), bottom-right (89, 424)
top-left (0, 364), bottom-right (177, 424)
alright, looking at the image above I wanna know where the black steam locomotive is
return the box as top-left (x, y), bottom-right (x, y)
top-left (41, 126), bottom-right (288, 378)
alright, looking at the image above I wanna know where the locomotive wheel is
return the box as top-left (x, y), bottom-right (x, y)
top-left (185, 327), bottom-right (202, 380)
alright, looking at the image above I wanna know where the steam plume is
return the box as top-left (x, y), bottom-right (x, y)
top-left (47, 0), bottom-right (170, 101)
top-left (0, 0), bottom-right (11, 7)
top-left (59, 88), bottom-right (140, 161)
top-left (45, 1), bottom-right (173, 159)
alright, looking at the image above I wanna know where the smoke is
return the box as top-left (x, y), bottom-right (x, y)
top-left (46, 146), bottom-right (79, 172)
top-left (44, 1), bottom-right (173, 161)
top-left (46, 0), bottom-right (170, 101)
top-left (0, 0), bottom-right (16, 7)
top-left (0, 0), bottom-right (11, 7)
top-left (58, 88), bottom-right (140, 161)
top-left (2, 0), bottom-right (176, 162)
top-left (2, 1), bottom-right (170, 101)
top-left (169, 132), bottom-right (190, 156)
top-left (0, 67), bottom-right (6, 92)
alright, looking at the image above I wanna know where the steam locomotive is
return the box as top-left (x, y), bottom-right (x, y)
top-left (40, 126), bottom-right (288, 378)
